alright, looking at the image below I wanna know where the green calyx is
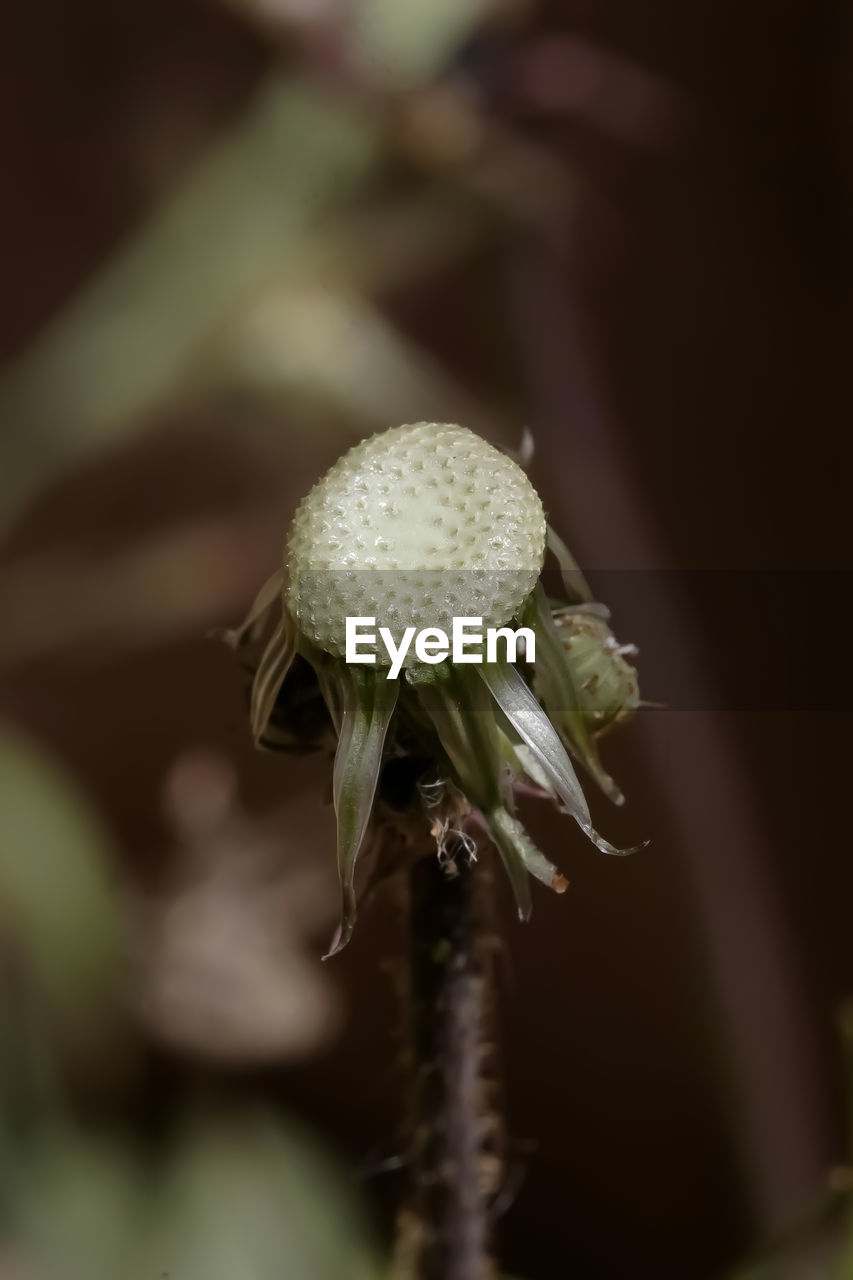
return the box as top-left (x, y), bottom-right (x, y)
top-left (223, 425), bottom-right (645, 954)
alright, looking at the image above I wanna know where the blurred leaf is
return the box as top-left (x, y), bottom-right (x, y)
top-left (129, 1111), bottom-right (383, 1280)
top-left (0, 727), bottom-right (123, 1050)
top-left (225, 285), bottom-right (511, 442)
top-left (0, 77), bottom-right (380, 527)
top-left (726, 1186), bottom-right (852, 1279)
top-left (727, 1001), bottom-right (853, 1278)
top-left (4, 1113), bottom-right (385, 1280)
top-left (0, 519), bottom-right (279, 670)
top-left (352, 0), bottom-right (494, 88)
top-left (6, 1131), bottom-right (147, 1280)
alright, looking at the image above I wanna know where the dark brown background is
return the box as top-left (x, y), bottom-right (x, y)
top-left (1, 1), bottom-right (851, 1276)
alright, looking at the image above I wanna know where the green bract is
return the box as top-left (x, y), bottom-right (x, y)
top-left (224, 422), bottom-right (644, 954)
top-left (550, 609), bottom-right (640, 737)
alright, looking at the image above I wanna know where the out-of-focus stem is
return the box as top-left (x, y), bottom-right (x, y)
top-left (403, 854), bottom-right (500, 1280)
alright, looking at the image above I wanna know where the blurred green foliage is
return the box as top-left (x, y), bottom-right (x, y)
top-left (728, 1008), bottom-right (853, 1280)
top-left (0, 78), bottom-right (380, 525)
top-left (0, 728), bottom-right (123, 1062)
top-left (0, 1), bottom-right (513, 1269)
top-left (351, 0), bottom-right (493, 87)
top-left (128, 1113), bottom-right (382, 1280)
top-left (0, 728), bottom-right (383, 1278)
top-left (0, 1), bottom-right (844, 1277)
top-left (4, 1115), bottom-right (384, 1280)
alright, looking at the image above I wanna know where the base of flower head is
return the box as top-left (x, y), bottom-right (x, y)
top-left (223, 552), bottom-right (644, 954)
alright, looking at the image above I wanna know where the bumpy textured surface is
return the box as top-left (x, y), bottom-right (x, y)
top-left (285, 422), bottom-right (547, 660)
top-left (550, 611), bottom-right (640, 735)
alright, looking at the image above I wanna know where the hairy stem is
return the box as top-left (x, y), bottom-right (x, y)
top-left (403, 853), bottom-right (501, 1280)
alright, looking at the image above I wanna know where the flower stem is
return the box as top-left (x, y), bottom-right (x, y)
top-left (403, 853), bottom-right (501, 1280)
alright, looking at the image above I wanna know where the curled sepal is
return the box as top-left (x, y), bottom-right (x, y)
top-left (546, 525), bottom-right (593, 605)
top-left (250, 611), bottom-right (296, 746)
top-left (484, 808), bottom-right (532, 921)
top-left (486, 807), bottom-right (567, 920)
top-left (217, 570), bottom-right (283, 650)
top-left (326, 668), bottom-right (399, 958)
top-left (526, 582), bottom-right (624, 805)
top-left (478, 657), bottom-right (643, 857)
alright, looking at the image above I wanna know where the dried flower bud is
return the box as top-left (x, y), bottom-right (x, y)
top-left (552, 610), bottom-right (639, 737)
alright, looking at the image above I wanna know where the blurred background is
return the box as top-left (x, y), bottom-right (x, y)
top-left (0, 1), bottom-right (852, 1277)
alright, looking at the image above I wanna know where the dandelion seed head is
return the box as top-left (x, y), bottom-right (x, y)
top-left (284, 422), bottom-right (546, 659)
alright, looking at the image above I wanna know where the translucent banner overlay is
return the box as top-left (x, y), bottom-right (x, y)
top-left (283, 567), bottom-right (853, 710)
